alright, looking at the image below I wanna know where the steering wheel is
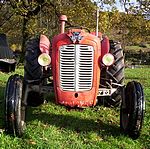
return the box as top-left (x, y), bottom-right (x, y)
top-left (65, 25), bottom-right (90, 33)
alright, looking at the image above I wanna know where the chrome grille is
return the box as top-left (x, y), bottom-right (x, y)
top-left (60, 44), bottom-right (94, 91)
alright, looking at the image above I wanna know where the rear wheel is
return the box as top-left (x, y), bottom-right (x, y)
top-left (104, 40), bottom-right (124, 107)
top-left (24, 37), bottom-right (44, 106)
top-left (26, 91), bottom-right (44, 107)
top-left (108, 40), bottom-right (124, 84)
top-left (24, 37), bottom-right (42, 82)
top-left (120, 81), bottom-right (145, 139)
top-left (5, 74), bottom-right (26, 137)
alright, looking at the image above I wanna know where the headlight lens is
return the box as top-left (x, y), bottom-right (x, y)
top-left (102, 53), bottom-right (114, 66)
top-left (38, 53), bottom-right (51, 66)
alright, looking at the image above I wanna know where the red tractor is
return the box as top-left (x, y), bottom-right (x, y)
top-left (4, 15), bottom-right (145, 139)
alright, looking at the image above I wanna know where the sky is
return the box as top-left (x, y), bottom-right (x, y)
top-left (98, 0), bottom-right (137, 12)
top-left (115, 0), bottom-right (137, 12)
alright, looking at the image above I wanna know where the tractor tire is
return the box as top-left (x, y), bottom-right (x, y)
top-left (24, 37), bottom-right (42, 83)
top-left (104, 40), bottom-right (125, 107)
top-left (107, 40), bottom-right (124, 84)
top-left (120, 81), bottom-right (145, 139)
top-left (26, 91), bottom-right (44, 107)
top-left (24, 37), bottom-right (44, 106)
top-left (5, 74), bottom-right (26, 137)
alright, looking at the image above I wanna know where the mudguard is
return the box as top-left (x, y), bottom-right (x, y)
top-left (39, 35), bottom-right (50, 54)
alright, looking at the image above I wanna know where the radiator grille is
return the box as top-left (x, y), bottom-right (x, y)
top-left (60, 44), bottom-right (94, 91)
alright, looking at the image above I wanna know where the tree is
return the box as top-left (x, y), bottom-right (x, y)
top-left (1, 0), bottom-right (96, 54)
top-left (8, 0), bottom-right (48, 53)
top-left (0, 0), bottom-right (149, 59)
top-left (136, 0), bottom-right (150, 18)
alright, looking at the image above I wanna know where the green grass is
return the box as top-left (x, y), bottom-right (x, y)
top-left (0, 67), bottom-right (150, 149)
top-left (125, 44), bottom-right (150, 52)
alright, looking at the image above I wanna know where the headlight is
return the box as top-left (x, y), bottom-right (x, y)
top-left (38, 53), bottom-right (51, 66)
top-left (102, 53), bottom-right (114, 66)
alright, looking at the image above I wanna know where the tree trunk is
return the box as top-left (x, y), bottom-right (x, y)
top-left (20, 17), bottom-right (29, 62)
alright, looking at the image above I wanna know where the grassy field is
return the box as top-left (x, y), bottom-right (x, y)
top-left (125, 44), bottom-right (150, 52)
top-left (0, 67), bottom-right (150, 149)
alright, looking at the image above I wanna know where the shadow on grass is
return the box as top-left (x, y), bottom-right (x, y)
top-left (26, 107), bottom-right (121, 138)
top-left (25, 107), bottom-right (150, 148)
top-left (44, 93), bottom-right (56, 104)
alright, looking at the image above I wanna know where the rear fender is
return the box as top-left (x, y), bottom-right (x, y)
top-left (39, 35), bottom-right (50, 54)
top-left (101, 35), bottom-right (110, 59)
top-left (90, 32), bottom-right (109, 59)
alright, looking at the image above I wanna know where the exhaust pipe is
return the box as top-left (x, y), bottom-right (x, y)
top-left (96, 8), bottom-right (99, 37)
top-left (59, 15), bottom-right (67, 34)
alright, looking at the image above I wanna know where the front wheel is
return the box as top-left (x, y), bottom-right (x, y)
top-left (120, 81), bottom-right (145, 139)
top-left (5, 74), bottom-right (26, 137)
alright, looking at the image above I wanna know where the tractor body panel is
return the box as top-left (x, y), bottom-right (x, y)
top-left (91, 32), bottom-right (109, 58)
top-left (39, 35), bottom-right (50, 54)
top-left (52, 29), bottom-right (101, 107)
top-left (101, 36), bottom-right (109, 59)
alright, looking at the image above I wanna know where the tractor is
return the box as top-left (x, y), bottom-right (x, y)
top-left (4, 15), bottom-right (145, 139)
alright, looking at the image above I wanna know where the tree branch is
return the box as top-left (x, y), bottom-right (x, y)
top-left (0, 12), bottom-right (14, 27)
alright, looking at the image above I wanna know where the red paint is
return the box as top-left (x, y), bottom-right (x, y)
top-left (52, 29), bottom-right (101, 107)
top-left (91, 32), bottom-right (102, 38)
top-left (91, 32), bottom-right (109, 59)
top-left (39, 35), bottom-right (50, 54)
top-left (101, 35), bottom-right (109, 59)
top-left (59, 15), bottom-right (67, 34)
